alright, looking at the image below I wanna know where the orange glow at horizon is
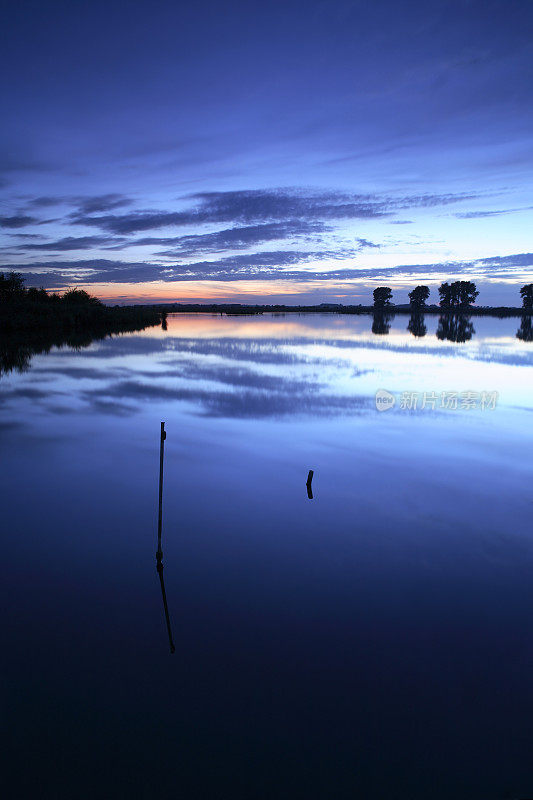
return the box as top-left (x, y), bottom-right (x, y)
top-left (52, 279), bottom-right (368, 303)
top-left (45, 261), bottom-right (533, 305)
top-left (47, 271), bottom-right (511, 304)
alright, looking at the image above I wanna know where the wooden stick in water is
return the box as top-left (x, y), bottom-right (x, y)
top-left (155, 421), bottom-right (175, 653)
top-left (157, 421), bottom-right (166, 558)
top-left (306, 469), bottom-right (314, 500)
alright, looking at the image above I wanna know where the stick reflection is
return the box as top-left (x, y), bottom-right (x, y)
top-left (156, 550), bottom-right (176, 654)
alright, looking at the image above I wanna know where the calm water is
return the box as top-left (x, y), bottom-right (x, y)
top-left (1, 312), bottom-right (533, 799)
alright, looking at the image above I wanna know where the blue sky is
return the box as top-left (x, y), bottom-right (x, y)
top-left (1, 0), bottom-right (532, 304)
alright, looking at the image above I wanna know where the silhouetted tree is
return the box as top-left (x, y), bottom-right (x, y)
top-left (62, 288), bottom-right (103, 306)
top-left (408, 285), bottom-right (430, 309)
top-left (520, 284), bottom-right (533, 310)
top-left (373, 287), bottom-right (393, 308)
top-left (407, 312), bottom-right (427, 337)
top-left (0, 271), bottom-right (25, 301)
top-left (26, 287), bottom-right (50, 302)
top-left (436, 314), bottom-right (475, 342)
top-left (372, 310), bottom-right (394, 335)
top-left (438, 280), bottom-right (479, 309)
top-left (516, 316), bottom-right (533, 342)
top-left (458, 280), bottom-right (479, 307)
top-left (438, 282), bottom-right (451, 307)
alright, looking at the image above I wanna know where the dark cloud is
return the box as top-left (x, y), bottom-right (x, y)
top-left (0, 259), bottom-right (164, 288)
top-left (21, 193), bottom-right (133, 214)
top-left (396, 193), bottom-right (478, 209)
top-left (44, 404), bottom-right (77, 415)
top-left (0, 421), bottom-right (24, 433)
top-left (69, 188), bottom-right (479, 235)
top-left (477, 252), bottom-right (533, 269)
top-left (0, 214), bottom-right (39, 228)
top-left (6, 232), bottom-right (47, 239)
top-left (156, 249), bottom-right (364, 274)
top-left (129, 220), bottom-right (337, 256)
top-left (74, 193), bottom-right (133, 214)
top-left (15, 235), bottom-right (125, 252)
top-left (26, 196), bottom-right (64, 208)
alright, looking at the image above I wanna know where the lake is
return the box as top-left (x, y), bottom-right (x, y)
top-left (1, 312), bottom-right (533, 799)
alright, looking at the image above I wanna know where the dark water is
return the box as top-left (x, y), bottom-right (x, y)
top-left (1, 313), bottom-right (533, 799)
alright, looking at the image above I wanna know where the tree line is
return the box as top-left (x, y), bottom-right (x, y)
top-left (373, 281), bottom-right (533, 310)
top-left (0, 271), bottom-right (102, 307)
top-left (0, 272), bottom-right (162, 334)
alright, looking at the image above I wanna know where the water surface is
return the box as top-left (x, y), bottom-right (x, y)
top-left (2, 312), bottom-right (533, 799)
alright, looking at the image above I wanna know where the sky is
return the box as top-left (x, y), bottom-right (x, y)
top-left (1, 0), bottom-right (532, 305)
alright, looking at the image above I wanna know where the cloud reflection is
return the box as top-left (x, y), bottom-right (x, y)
top-left (1, 313), bottom-right (531, 426)
top-left (82, 378), bottom-right (371, 419)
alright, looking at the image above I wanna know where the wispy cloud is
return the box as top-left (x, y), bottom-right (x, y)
top-left (26, 196), bottom-right (64, 208)
top-left (68, 188), bottom-right (480, 234)
top-left (454, 206), bottom-right (533, 219)
top-left (0, 214), bottom-right (39, 228)
top-left (14, 235), bottom-right (125, 252)
top-left (6, 250), bottom-right (533, 289)
top-left (129, 220), bottom-right (339, 256)
top-left (73, 193), bottom-right (133, 214)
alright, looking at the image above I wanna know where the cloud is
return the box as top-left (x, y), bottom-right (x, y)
top-left (128, 220), bottom-right (339, 256)
top-left (15, 235), bottom-right (125, 252)
top-left (454, 206), bottom-right (533, 219)
top-left (5, 250), bottom-right (533, 290)
top-left (22, 193), bottom-right (133, 213)
top-left (6, 232), bottom-right (47, 240)
top-left (69, 188), bottom-right (479, 234)
top-left (477, 252), bottom-right (533, 269)
top-left (455, 210), bottom-right (509, 219)
top-left (156, 248), bottom-right (373, 275)
top-left (26, 196), bottom-right (65, 208)
top-left (0, 214), bottom-right (39, 228)
top-left (73, 193), bottom-right (133, 214)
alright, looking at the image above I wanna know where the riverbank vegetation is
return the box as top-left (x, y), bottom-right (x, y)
top-left (0, 273), bottom-right (163, 333)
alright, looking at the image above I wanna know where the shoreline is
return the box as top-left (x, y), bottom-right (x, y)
top-left (134, 302), bottom-right (533, 318)
top-left (0, 301), bottom-right (163, 334)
